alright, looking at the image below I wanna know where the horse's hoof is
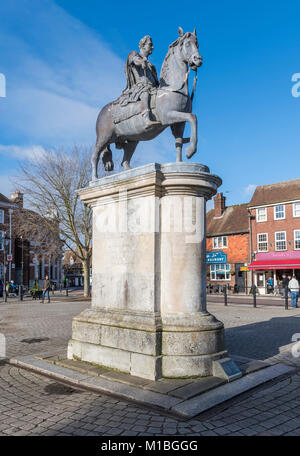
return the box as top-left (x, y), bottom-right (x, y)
top-left (186, 145), bottom-right (196, 159)
top-left (122, 162), bottom-right (132, 170)
top-left (105, 161), bottom-right (114, 172)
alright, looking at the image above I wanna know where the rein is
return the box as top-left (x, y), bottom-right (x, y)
top-left (159, 67), bottom-right (198, 100)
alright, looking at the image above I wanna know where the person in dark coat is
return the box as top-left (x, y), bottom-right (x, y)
top-left (41, 275), bottom-right (51, 303)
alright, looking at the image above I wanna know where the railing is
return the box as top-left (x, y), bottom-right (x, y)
top-left (207, 285), bottom-right (291, 309)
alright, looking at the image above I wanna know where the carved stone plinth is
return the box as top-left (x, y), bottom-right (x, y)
top-left (68, 163), bottom-right (238, 380)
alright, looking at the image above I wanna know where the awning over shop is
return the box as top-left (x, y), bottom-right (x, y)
top-left (248, 259), bottom-right (300, 270)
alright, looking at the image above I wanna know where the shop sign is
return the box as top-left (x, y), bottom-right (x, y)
top-left (206, 251), bottom-right (227, 264)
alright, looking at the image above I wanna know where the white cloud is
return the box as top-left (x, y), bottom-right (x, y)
top-left (244, 184), bottom-right (257, 196)
top-left (0, 0), bottom-right (125, 145)
top-left (0, 144), bottom-right (47, 161)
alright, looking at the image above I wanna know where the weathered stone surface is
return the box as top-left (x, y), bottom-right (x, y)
top-left (162, 329), bottom-right (225, 356)
top-left (162, 351), bottom-right (227, 378)
top-left (101, 325), bottom-right (161, 356)
top-left (72, 321), bottom-right (101, 345)
top-left (131, 353), bottom-right (162, 380)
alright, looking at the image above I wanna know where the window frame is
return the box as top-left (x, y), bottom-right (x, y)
top-left (274, 205), bottom-right (285, 220)
top-left (210, 264), bottom-right (231, 281)
top-left (257, 233), bottom-right (268, 252)
top-left (294, 230), bottom-right (300, 250)
top-left (293, 202), bottom-right (300, 218)
top-left (212, 236), bottom-right (228, 249)
top-left (275, 231), bottom-right (287, 251)
top-left (256, 207), bottom-right (267, 222)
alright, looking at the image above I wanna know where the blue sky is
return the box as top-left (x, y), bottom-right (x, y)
top-left (0, 0), bottom-right (299, 207)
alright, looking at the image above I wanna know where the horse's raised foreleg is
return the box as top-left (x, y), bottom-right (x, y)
top-left (171, 122), bottom-right (185, 162)
top-left (166, 111), bottom-right (197, 159)
top-left (121, 141), bottom-right (138, 170)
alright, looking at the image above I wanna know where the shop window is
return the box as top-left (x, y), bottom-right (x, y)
top-left (0, 210), bottom-right (4, 224)
top-left (212, 236), bottom-right (228, 249)
top-left (210, 264), bottom-right (231, 280)
top-left (0, 231), bottom-right (4, 251)
top-left (293, 203), bottom-right (300, 218)
top-left (275, 231), bottom-right (286, 251)
top-left (274, 205), bottom-right (285, 220)
top-left (0, 263), bottom-right (4, 279)
top-left (294, 230), bottom-right (300, 250)
top-left (256, 207), bottom-right (267, 222)
top-left (257, 233), bottom-right (268, 252)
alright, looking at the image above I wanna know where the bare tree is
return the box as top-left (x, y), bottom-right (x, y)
top-left (16, 146), bottom-right (97, 296)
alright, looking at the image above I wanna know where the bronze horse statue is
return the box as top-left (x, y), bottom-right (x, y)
top-left (91, 28), bottom-right (202, 180)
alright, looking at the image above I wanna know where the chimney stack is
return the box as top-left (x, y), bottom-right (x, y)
top-left (214, 193), bottom-right (226, 217)
top-left (11, 190), bottom-right (24, 208)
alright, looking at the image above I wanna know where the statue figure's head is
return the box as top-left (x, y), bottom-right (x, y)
top-left (139, 35), bottom-right (153, 57)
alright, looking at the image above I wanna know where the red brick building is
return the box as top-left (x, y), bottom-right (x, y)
top-left (0, 190), bottom-right (62, 289)
top-left (248, 179), bottom-right (300, 294)
top-left (206, 193), bottom-right (251, 291)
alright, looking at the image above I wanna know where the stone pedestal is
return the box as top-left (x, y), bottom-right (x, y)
top-left (68, 163), bottom-right (232, 380)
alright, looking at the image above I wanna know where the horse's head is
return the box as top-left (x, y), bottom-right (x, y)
top-left (177, 27), bottom-right (202, 70)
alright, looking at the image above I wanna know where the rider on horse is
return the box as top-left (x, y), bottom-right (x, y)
top-left (117, 35), bottom-right (160, 129)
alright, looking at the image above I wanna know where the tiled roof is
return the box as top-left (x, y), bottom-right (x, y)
top-left (207, 203), bottom-right (249, 236)
top-left (249, 179), bottom-right (300, 207)
top-left (0, 193), bottom-right (12, 204)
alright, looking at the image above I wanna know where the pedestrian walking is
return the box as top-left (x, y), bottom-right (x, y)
top-left (288, 275), bottom-right (299, 308)
top-left (41, 275), bottom-right (51, 303)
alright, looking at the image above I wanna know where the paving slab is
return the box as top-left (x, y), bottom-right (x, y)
top-left (171, 364), bottom-right (295, 417)
top-left (7, 353), bottom-right (295, 418)
top-left (169, 376), bottom-right (226, 399)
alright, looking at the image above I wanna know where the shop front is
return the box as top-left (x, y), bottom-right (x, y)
top-left (248, 252), bottom-right (300, 295)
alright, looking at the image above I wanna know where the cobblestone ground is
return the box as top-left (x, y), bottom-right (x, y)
top-left (0, 300), bottom-right (299, 436)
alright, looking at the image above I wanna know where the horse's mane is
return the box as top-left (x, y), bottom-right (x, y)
top-left (160, 32), bottom-right (195, 83)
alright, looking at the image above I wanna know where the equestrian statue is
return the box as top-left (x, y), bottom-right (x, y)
top-left (91, 27), bottom-right (203, 180)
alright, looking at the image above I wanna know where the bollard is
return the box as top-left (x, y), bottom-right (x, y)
top-left (3, 290), bottom-right (7, 303)
top-left (253, 285), bottom-right (257, 308)
top-left (18, 285), bottom-right (23, 301)
top-left (223, 286), bottom-right (228, 306)
top-left (285, 285), bottom-right (289, 310)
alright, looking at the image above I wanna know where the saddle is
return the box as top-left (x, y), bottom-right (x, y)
top-left (112, 90), bottom-right (158, 125)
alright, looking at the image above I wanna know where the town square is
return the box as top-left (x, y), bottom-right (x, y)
top-left (0, 0), bottom-right (300, 448)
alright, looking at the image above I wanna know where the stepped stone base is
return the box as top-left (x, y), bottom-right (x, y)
top-left (68, 308), bottom-right (228, 380)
